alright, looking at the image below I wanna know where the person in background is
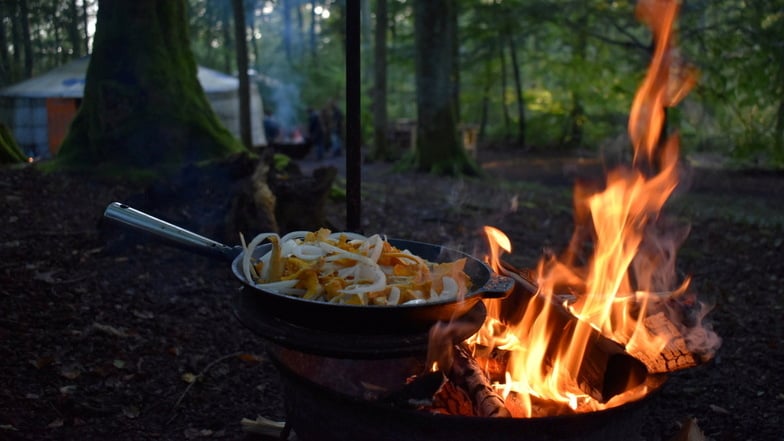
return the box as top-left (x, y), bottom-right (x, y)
top-left (326, 99), bottom-right (343, 157)
top-left (263, 109), bottom-right (281, 145)
top-left (307, 107), bottom-right (325, 160)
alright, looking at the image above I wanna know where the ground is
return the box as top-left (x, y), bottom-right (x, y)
top-left (1, 148), bottom-right (782, 440)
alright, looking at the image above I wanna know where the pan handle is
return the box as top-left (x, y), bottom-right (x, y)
top-left (475, 273), bottom-right (515, 299)
top-left (103, 202), bottom-right (241, 261)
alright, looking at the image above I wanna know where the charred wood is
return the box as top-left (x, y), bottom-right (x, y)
top-left (445, 343), bottom-right (511, 418)
top-left (498, 261), bottom-right (648, 402)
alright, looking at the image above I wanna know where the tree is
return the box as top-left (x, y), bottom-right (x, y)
top-left (54, 0), bottom-right (245, 176)
top-left (232, 0), bottom-right (252, 148)
top-left (370, 0), bottom-right (390, 161)
top-left (412, 0), bottom-right (478, 175)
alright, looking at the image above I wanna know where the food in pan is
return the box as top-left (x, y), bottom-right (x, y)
top-left (240, 229), bottom-right (472, 306)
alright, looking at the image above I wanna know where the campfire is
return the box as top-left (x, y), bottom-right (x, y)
top-left (425, 0), bottom-right (719, 420)
top-left (239, 1), bottom-right (720, 439)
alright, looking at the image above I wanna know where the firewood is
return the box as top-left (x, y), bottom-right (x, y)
top-left (629, 312), bottom-right (697, 373)
top-left (497, 262), bottom-right (648, 403)
top-left (445, 343), bottom-right (511, 418)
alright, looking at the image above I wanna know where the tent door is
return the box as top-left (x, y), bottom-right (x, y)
top-left (46, 98), bottom-right (79, 155)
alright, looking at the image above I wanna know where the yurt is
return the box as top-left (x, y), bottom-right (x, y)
top-left (0, 56), bottom-right (266, 158)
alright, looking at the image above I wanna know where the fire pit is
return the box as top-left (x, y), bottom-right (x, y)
top-left (233, 272), bottom-right (668, 441)
top-left (270, 353), bottom-right (665, 441)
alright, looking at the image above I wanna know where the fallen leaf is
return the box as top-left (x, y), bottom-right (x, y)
top-left (30, 356), bottom-right (55, 370)
top-left (668, 417), bottom-right (706, 441)
top-left (46, 418), bottom-right (64, 429)
top-left (33, 270), bottom-right (60, 284)
top-left (92, 322), bottom-right (129, 338)
top-left (59, 385), bottom-right (77, 395)
top-left (132, 310), bottom-right (154, 320)
top-left (238, 353), bottom-right (265, 364)
top-left (181, 372), bottom-right (199, 384)
top-left (113, 359), bottom-right (126, 369)
top-left (0, 424), bottom-right (19, 431)
top-left (709, 404), bottom-right (729, 414)
top-left (60, 365), bottom-right (82, 380)
top-left (122, 405), bottom-right (140, 419)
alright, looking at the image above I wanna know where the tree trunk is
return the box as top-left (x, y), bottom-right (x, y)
top-left (310, 1), bottom-right (317, 61)
top-left (371, 0), bottom-right (389, 161)
top-left (19, 0), bottom-right (33, 78)
top-left (67, 0), bottom-right (82, 57)
top-left (508, 36), bottom-right (525, 148)
top-left (0, 2), bottom-right (11, 85)
top-left (221, 2), bottom-right (234, 74)
top-left (55, 0), bottom-right (245, 175)
top-left (82, 0), bottom-right (91, 54)
top-left (498, 34), bottom-right (510, 138)
top-left (413, 0), bottom-right (477, 176)
top-left (282, 0), bottom-right (293, 63)
top-left (232, 0), bottom-right (252, 148)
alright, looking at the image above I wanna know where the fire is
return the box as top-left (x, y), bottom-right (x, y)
top-left (456, 0), bottom-right (719, 418)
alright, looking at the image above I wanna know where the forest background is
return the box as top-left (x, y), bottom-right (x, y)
top-left (1, 0), bottom-right (783, 168)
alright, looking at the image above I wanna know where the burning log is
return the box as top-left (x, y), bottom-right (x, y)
top-left (497, 261), bottom-right (649, 403)
top-left (444, 343), bottom-right (511, 418)
top-left (631, 311), bottom-right (696, 373)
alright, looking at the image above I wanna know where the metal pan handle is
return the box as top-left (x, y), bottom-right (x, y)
top-left (103, 202), bottom-right (241, 261)
top-left (475, 273), bottom-right (515, 299)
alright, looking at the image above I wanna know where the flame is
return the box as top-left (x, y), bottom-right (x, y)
top-left (458, 0), bottom-right (719, 418)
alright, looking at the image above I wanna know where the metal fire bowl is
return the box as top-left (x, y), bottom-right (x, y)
top-left (269, 349), bottom-right (667, 441)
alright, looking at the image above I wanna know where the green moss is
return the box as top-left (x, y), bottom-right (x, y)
top-left (53, 0), bottom-right (245, 178)
top-left (0, 123), bottom-right (28, 164)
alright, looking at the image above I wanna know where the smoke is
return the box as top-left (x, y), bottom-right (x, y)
top-left (270, 82), bottom-right (301, 130)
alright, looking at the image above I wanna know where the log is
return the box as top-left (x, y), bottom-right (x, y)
top-left (629, 311), bottom-right (697, 373)
top-left (445, 343), bottom-right (511, 418)
top-left (497, 261), bottom-right (648, 403)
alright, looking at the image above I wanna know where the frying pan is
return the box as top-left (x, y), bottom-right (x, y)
top-left (104, 202), bottom-right (513, 334)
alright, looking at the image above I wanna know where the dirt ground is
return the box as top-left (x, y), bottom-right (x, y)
top-left (1, 148), bottom-right (782, 440)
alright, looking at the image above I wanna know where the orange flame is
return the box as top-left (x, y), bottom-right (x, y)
top-left (460, 0), bottom-right (719, 417)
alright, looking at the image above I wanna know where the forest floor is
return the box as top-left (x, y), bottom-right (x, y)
top-left (1, 146), bottom-right (783, 440)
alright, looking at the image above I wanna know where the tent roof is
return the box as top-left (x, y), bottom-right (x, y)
top-left (0, 56), bottom-right (240, 99)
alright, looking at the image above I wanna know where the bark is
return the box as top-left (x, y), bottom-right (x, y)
top-left (55, 0), bottom-right (245, 176)
top-left (446, 344), bottom-right (511, 418)
top-left (371, 0), bottom-right (389, 161)
top-left (232, 0), bottom-right (252, 148)
top-left (413, 0), bottom-right (477, 176)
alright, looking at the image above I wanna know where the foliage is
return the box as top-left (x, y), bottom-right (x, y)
top-left (2, 0), bottom-right (784, 168)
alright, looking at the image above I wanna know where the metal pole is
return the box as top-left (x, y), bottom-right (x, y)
top-left (345, 0), bottom-right (362, 232)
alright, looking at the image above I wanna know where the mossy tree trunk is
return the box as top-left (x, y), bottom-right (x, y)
top-left (412, 0), bottom-right (478, 176)
top-left (0, 122), bottom-right (27, 164)
top-left (56, 0), bottom-right (245, 176)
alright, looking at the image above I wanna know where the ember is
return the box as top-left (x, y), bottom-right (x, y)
top-left (427, 0), bottom-right (720, 419)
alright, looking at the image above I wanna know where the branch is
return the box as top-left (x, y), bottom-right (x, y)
top-left (168, 351), bottom-right (244, 422)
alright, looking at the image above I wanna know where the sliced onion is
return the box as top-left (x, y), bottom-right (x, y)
top-left (292, 244), bottom-right (326, 260)
top-left (341, 265), bottom-right (386, 294)
top-left (241, 232), bottom-right (280, 284)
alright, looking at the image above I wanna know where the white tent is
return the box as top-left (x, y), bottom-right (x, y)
top-left (0, 56), bottom-right (266, 158)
